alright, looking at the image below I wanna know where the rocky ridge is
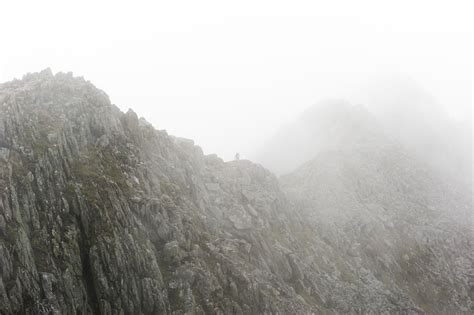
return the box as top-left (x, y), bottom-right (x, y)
top-left (0, 70), bottom-right (472, 314)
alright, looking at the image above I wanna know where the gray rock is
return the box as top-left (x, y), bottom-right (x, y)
top-left (163, 241), bottom-right (184, 263)
top-left (205, 183), bottom-right (220, 191)
top-left (0, 148), bottom-right (9, 161)
top-left (0, 70), bottom-right (470, 315)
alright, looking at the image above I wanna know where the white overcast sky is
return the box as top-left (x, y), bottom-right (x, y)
top-left (1, 0), bottom-right (472, 160)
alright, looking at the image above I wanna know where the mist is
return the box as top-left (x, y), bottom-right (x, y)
top-left (0, 1), bottom-right (471, 161)
top-left (1, 1), bottom-right (473, 313)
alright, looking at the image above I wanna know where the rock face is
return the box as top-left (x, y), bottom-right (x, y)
top-left (281, 146), bottom-right (473, 314)
top-left (0, 70), bottom-right (316, 314)
top-left (0, 70), bottom-right (472, 314)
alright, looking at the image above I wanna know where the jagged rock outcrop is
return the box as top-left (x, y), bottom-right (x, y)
top-left (275, 102), bottom-right (473, 313)
top-left (281, 145), bottom-right (473, 314)
top-left (0, 70), bottom-right (472, 314)
top-left (0, 69), bottom-right (318, 314)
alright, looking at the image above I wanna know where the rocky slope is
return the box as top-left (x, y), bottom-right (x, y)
top-left (282, 144), bottom-right (473, 314)
top-left (0, 69), bottom-right (321, 314)
top-left (0, 70), bottom-right (472, 314)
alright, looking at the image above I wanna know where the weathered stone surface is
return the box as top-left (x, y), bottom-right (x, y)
top-left (205, 182), bottom-right (220, 191)
top-left (0, 70), bottom-right (471, 314)
top-left (0, 71), bottom-right (317, 314)
top-left (0, 148), bottom-right (9, 161)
